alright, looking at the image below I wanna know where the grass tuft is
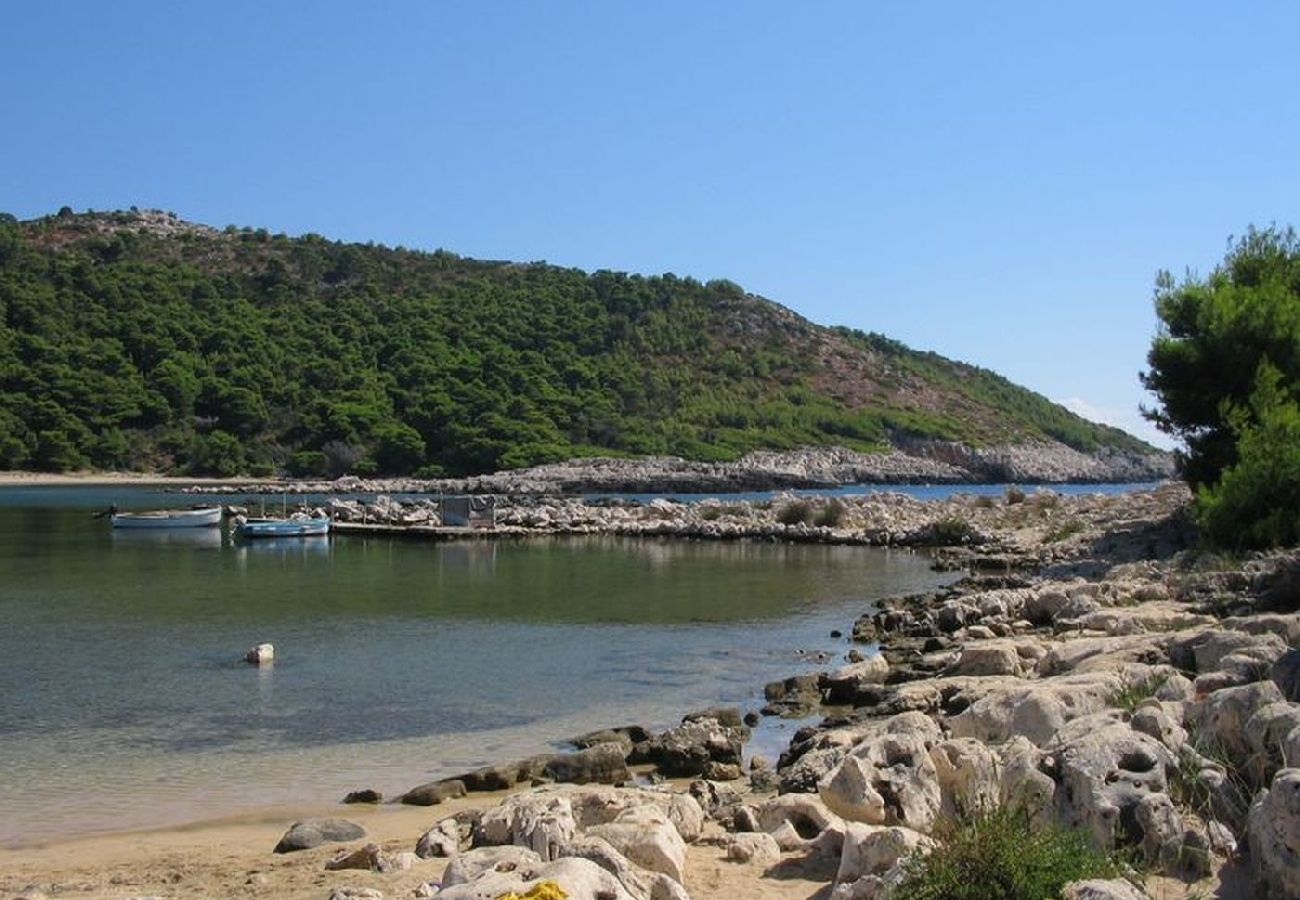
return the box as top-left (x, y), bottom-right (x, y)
top-left (893, 807), bottom-right (1123, 900)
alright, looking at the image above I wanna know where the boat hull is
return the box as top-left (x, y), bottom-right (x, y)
top-left (110, 507), bottom-right (223, 529)
top-left (235, 517), bottom-right (331, 538)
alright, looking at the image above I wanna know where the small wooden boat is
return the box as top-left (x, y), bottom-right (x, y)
top-left (110, 507), bottom-right (223, 529)
top-left (234, 513), bottom-right (331, 538)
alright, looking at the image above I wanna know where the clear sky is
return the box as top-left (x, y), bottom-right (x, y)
top-left (5, 2), bottom-right (1298, 449)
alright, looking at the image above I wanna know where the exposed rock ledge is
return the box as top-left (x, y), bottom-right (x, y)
top-left (184, 442), bottom-right (1173, 496)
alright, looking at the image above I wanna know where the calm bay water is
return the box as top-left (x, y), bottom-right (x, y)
top-left (0, 486), bottom-right (973, 846)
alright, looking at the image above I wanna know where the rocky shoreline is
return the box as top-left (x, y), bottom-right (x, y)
top-left (180, 443), bottom-right (1174, 497)
top-left (306, 485), bottom-right (1289, 899)
top-left (16, 483), bottom-right (1300, 900)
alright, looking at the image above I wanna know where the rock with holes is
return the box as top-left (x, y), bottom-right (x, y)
top-left (1129, 701), bottom-right (1188, 754)
top-left (929, 738), bottom-right (1000, 817)
top-left (477, 793), bottom-right (576, 861)
top-left (997, 736), bottom-right (1055, 825)
top-left (415, 817), bottom-right (463, 859)
top-left (834, 822), bottom-right (933, 888)
top-left (1186, 680), bottom-right (1284, 761)
top-left (818, 729), bottom-right (941, 830)
top-left (1050, 718), bottom-right (1175, 851)
top-left (1248, 768), bottom-right (1300, 899)
top-left (753, 793), bottom-right (842, 839)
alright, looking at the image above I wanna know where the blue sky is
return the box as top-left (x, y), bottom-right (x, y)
top-left (5, 3), bottom-right (1298, 449)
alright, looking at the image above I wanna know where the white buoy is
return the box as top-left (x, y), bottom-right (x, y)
top-left (245, 642), bottom-right (275, 665)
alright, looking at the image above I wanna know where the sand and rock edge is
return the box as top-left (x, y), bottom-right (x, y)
top-left (10, 483), bottom-right (1300, 899)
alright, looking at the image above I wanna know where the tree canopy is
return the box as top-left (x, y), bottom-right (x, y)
top-left (1144, 225), bottom-right (1300, 548)
top-left (1143, 226), bottom-right (1300, 488)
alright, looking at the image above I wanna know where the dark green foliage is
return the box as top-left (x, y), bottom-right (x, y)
top-left (1196, 363), bottom-right (1300, 549)
top-left (776, 500), bottom-right (813, 525)
top-left (0, 209), bottom-right (1154, 476)
top-left (926, 516), bottom-right (977, 545)
top-left (1144, 226), bottom-right (1300, 549)
top-left (893, 807), bottom-right (1122, 900)
top-left (1143, 226), bottom-right (1300, 488)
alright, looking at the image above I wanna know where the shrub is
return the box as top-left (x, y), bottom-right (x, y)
top-left (1004, 485), bottom-right (1026, 505)
top-left (777, 500), bottom-right (813, 525)
top-left (927, 516), bottom-right (976, 545)
top-left (893, 807), bottom-right (1121, 900)
top-left (1043, 518), bottom-right (1085, 544)
top-left (1111, 673), bottom-right (1168, 712)
top-left (814, 499), bottom-right (847, 527)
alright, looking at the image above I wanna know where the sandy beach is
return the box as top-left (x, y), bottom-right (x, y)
top-left (0, 789), bottom-right (832, 900)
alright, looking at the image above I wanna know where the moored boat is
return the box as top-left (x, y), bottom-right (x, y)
top-left (110, 507), bottom-right (223, 529)
top-left (234, 513), bottom-right (331, 538)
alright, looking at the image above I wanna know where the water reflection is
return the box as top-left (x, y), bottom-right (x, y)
top-left (111, 528), bottom-right (224, 550)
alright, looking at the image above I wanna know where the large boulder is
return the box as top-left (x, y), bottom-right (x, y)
top-left (997, 736), bottom-right (1055, 824)
top-left (1049, 719), bottom-right (1176, 851)
top-left (946, 641), bottom-right (1024, 677)
top-left (818, 729), bottom-right (941, 830)
top-left (824, 656), bottom-right (890, 703)
top-left (947, 674), bottom-right (1118, 746)
top-left (443, 846), bottom-right (544, 887)
top-left (1186, 680), bottom-right (1284, 761)
top-left (754, 793), bottom-right (843, 840)
top-left (273, 818), bottom-right (366, 853)
top-left (565, 786), bottom-right (704, 844)
top-left (630, 717), bottom-right (747, 777)
top-left (1248, 767), bottom-right (1300, 899)
top-left (834, 822), bottom-right (932, 887)
top-left (929, 738), bottom-right (1000, 817)
top-left (586, 808), bottom-right (688, 885)
top-left (724, 832), bottom-right (781, 866)
top-left (437, 855), bottom-right (636, 900)
top-left (477, 793), bottom-right (577, 861)
top-left (543, 742), bottom-right (632, 785)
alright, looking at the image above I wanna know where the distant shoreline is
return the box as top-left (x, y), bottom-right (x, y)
top-left (0, 471), bottom-right (265, 487)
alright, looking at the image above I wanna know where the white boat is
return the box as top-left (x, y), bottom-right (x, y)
top-left (109, 507), bottom-right (223, 529)
top-left (234, 513), bottom-right (331, 538)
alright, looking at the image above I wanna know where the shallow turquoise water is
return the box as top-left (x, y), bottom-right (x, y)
top-left (0, 487), bottom-right (962, 845)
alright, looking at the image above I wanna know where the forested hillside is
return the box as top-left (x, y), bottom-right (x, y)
top-left (0, 208), bottom-right (1151, 476)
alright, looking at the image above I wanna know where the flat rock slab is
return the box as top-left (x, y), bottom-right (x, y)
top-left (274, 818), bottom-right (366, 853)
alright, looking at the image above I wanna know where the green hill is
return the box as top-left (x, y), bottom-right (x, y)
top-left (0, 208), bottom-right (1153, 477)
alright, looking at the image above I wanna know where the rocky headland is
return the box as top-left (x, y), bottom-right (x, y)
top-left (181, 443), bottom-right (1173, 497)
top-left (14, 484), bottom-right (1300, 900)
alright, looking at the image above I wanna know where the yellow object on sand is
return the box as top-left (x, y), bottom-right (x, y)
top-left (495, 882), bottom-right (568, 900)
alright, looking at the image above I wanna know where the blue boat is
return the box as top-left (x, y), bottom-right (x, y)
top-left (234, 514), bottom-right (331, 539)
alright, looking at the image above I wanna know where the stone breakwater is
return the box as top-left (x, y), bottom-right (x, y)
top-left (299, 483), bottom-right (1296, 899)
top-left (308, 483), bottom-right (1190, 567)
top-left (181, 442), bottom-right (1173, 497)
